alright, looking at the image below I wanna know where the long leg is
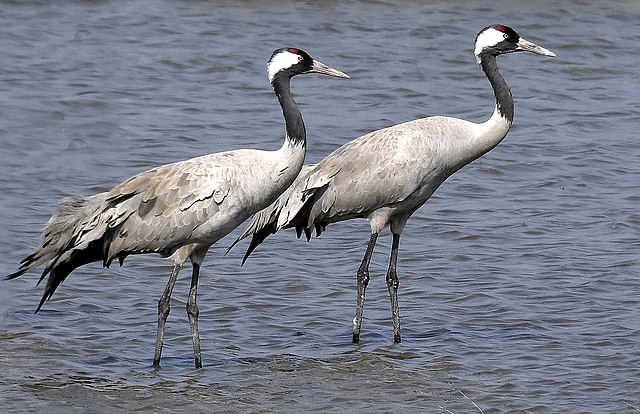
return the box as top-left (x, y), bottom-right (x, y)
top-left (154, 264), bottom-right (181, 367)
top-left (353, 232), bottom-right (378, 343)
top-left (386, 233), bottom-right (401, 343)
top-left (186, 263), bottom-right (202, 369)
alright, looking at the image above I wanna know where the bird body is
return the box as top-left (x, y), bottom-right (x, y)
top-left (236, 112), bottom-right (509, 256)
top-left (281, 114), bottom-right (508, 231)
top-left (101, 145), bottom-right (304, 263)
top-left (7, 47), bottom-right (349, 368)
top-left (234, 25), bottom-right (555, 344)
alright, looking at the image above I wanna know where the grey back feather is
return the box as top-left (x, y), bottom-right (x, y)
top-left (235, 115), bottom-right (485, 250)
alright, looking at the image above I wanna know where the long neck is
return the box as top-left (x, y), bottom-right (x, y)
top-left (272, 76), bottom-right (306, 149)
top-left (469, 53), bottom-right (514, 159)
top-left (480, 52), bottom-right (514, 124)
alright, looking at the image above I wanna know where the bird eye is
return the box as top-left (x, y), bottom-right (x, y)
top-left (297, 55), bottom-right (304, 61)
top-left (503, 33), bottom-right (509, 39)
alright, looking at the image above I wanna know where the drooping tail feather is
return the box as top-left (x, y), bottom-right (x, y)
top-left (227, 209), bottom-right (279, 264)
top-left (35, 238), bottom-right (106, 312)
top-left (227, 164), bottom-right (320, 262)
top-left (241, 223), bottom-right (278, 265)
top-left (6, 193), bottom-right (110, 311)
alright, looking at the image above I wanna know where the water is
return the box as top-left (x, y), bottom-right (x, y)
top-left (1, 1), bottom-right (639, 412)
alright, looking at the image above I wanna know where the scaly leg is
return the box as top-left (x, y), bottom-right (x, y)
top-left (187, 263), bottom-right (202, 369)
top-left (153, 264), bottom-right (181, 367)
top-left (386, 233), bottom-right (401, 343)
top-left (353, 233), bottom-right (378, 343)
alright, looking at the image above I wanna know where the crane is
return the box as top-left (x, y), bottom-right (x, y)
top-left (233, 25), bottom-right (555, 344)
top-left (6, 47), bottom-right (349, 368)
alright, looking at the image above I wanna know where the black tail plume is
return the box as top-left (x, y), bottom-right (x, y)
top-left (241, 225), bottom-right (277, 265)
top-left (34, 239), bottom-right (105, 313)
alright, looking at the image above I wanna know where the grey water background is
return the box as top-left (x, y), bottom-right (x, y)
top-left (1, 0), bottom-right (638, 412)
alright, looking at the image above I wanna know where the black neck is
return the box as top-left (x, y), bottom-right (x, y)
top-left (479, 52), bottom-right (514, 124)
top-left (272, 75), bottom-right (306, 147)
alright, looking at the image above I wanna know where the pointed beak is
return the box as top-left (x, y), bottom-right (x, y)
top-left (516, 37), bottom-right (556, 57)
top-left (310, 59), bottom-right (350, 79)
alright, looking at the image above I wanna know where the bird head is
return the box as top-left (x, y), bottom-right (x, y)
top-left (267, 47), bottom-right (349, 84)
top-left (474, 25), bottom-right (556, 64)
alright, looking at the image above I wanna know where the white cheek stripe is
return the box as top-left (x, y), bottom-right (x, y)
top-left (268, 51), bottom-right (299, 82)
top-left (474, 28), bottom-right (506, 56)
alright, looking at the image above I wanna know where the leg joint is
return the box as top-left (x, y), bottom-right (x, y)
top-left (158, 296), bottom-right (171, 318)
top-left (387, 277), bottom-right (399, 290)
top-left (386, 268), bottom-right (399, 288)
top-left (357, 268), bottom-right (370, 286)
top-left (186, 298), bottom-right (199, 318)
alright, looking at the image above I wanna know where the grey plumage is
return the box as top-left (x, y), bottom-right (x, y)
top-left (6, 47), bottom-right (349, 368)
top-left (233, 25), bottom-right (555, 343)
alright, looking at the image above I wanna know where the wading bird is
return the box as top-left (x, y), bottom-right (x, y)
top-left (232, 25), bottom-right (555, 343)
top-left (6, 48), bottom-right (349, 368)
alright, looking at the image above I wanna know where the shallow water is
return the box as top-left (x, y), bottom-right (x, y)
top-left (1, 1), bottom-right (639, 412)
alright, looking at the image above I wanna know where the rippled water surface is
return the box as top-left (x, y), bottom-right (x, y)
top-left (1, 1), bottom-right (639, 412)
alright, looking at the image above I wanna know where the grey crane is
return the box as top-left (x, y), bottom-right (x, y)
top-left (232, 25), bottom-right (555, 344)
top-left (5, 48), bottom-right (349, 368)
